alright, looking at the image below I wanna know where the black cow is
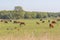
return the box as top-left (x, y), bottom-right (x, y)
top-left (4, 21), bottom-right (8, 23)
top-left (42, 21), bottom-right (45, 23)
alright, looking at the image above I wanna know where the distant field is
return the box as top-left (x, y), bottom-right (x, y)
top-left (0, 19), bottom-right (60, 40)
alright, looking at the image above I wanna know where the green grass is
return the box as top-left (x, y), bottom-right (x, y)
top-left (0, 19), bottom-right (60, 36)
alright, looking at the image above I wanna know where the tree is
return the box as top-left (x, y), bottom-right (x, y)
top-left (14, 6), bottom-right (23, 11)
top-left (31, 12), bottom-right (37, 19)
top-left (36, 12), bottom-right (41, 18)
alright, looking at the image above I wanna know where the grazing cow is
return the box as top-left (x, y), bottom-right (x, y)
top-left (49, 23), bottom-right (54, 28)
top-left (48, 20), bottom-right (50, 22)
top-left (42, 21), bottom-right (45, 23)
top-left (51, 21), bottom-right (56, 24)
top-left (36, 22), bottom-right (40, 24)
top-left (0, 20), bottom-right (3, 22)
top-left (4, 21), bottom-right (8, 23)
top-left (10, 20), bottom-right (12, 22)
top-left (13, 21), bottom-right (25, 26)
top-left (13, 21), bottom-right (20, 23)
top-left (40, 19), bottom-right (42, 21)
top-left (57, 19), bottom-right (60, 21)
top-left (13, 21), bottom-right (17, 23)
top-left (20, 22), bottom-right (25, 26)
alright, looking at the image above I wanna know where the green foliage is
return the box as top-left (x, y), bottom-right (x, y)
top-left (0, 6), bottom-right (60, 19)
top-left (14, 6), bottom-right (23, 11)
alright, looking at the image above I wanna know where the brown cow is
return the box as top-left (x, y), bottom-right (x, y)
top-left (49, 23), bottom-right (54, 28)
top-left (13, 21), bottom-right (20, 23)
top-left (13, 21), bottom-right (17, 23)
top-left (13, 21), bottom-right (25, 26)
top-left (51, 21), bottom-right (56, 24)
top-left (36, 22), bottom-right (40, 24)
top-left (20, 22), bottom-right (25, 26)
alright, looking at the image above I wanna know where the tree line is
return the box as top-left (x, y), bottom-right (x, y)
top-left (0, 6), bottom-right (60, 19)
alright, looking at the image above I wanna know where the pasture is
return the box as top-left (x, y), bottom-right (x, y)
top-left (0, 19), bottom-right (60, 40)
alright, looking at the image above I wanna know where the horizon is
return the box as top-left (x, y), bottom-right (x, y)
top-left (0, 0), bottom-right (60, 12)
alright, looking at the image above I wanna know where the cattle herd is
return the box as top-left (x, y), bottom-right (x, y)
top-left (36, 19), bottom-right (59, 28)
top-left (0, 19), bottom-right (60, 29)
top-left (0, 19), bottom-right (25, 26)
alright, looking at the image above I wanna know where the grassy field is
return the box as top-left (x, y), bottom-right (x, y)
top-left (0, 19), bottom-right (60, 40)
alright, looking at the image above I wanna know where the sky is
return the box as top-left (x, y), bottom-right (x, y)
top-left (0, 0), bottom-right (60, 12)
